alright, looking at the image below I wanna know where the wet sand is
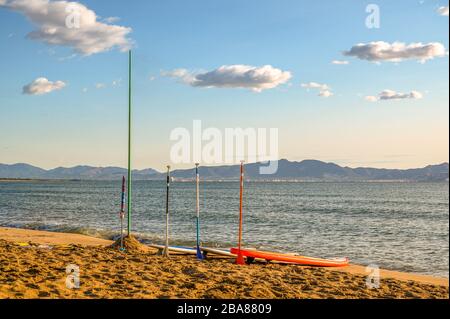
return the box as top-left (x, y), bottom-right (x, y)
top-left (0, 227), bottom-right (448, 299)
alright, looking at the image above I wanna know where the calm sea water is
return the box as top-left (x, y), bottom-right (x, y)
top-left (0, 180), bottom-right (448, 277)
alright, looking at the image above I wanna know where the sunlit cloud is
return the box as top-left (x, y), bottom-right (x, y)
top-left (161, 65), bottom-right (292, 92)
top-left (23, 77), bottom-right (66, 95)
top-left (301, 82), bottom-right (333, 98)
top-left (437, 6), bottom-right (449, 16)
top-left (0, 0), bottom-right (133, 56)
top-left (365, 90), bottom-right (424, 102)
top-left (343, 41), bottom-right (447, 63)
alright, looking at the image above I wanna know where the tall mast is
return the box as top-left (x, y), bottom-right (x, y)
top-left (236, 161), bottom-right (245, 265)
top-left (195, 163), bottom-right (204, 260)
top-left (127, 50), bottom-right (132, 236)
top-left (164, 165), bottom-right (171, 257)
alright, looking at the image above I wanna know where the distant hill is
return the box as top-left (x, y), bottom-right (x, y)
top-left (0, 160), bottom-right (448, 182)
top-left (0, 164), bottom-right (159, 180)
top-left (168, 160), bottom-right (449, 182)
top-left (0, 163), bottom-right (46, 179)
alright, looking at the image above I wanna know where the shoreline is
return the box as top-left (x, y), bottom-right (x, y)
top-left (0, 227), bottom-right (113, 246)
top-left (1, 178), bottom-right (448, 183)
top-left (0, 226), bottom-right (448, 299)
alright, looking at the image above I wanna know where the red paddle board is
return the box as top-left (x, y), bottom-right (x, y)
top-left (230, 248), bottom-right (349, 267)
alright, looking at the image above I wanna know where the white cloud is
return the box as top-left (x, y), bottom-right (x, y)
top-left (95, 83), bottom-right (106, 89)
top-left (301, 82), bottom-right (333, 98)
top-left (331, 60), bottom-right (349, 65)
top-left (82, 87), bottom-right (88, 93)
top-left (365, 89), bottom-right (424, 102)
top-left (0, 0), bottom-right (132, 56)
top-left (318, 90), bottom-right (333, 97)
top-left (343, 41), bottom-right (447, 63)
top-left (365, 95), bottom-right (378, 102)
top-left (161, 65), bottom-right (292, 92)
top-left (22, 77), bottom-right (66, 95)
top-left (437, 6), bottom-right (449, 16)
top-left (103, 16), bottom-right (120, 23)
top-left (301, 82), bottom-right (329, 90)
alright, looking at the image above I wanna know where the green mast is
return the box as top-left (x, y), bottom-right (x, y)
top-left (127, 50), bottom-right (132, 236)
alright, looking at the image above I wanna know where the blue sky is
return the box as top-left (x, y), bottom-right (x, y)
top-left (0, 0), bottom-right (448, 170)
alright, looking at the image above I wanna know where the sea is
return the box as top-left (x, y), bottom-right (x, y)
top-left (0, 180), bottom-right (448, 278)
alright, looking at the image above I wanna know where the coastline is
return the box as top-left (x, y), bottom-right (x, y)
top-left (0, 227), bottom-right (448, 299)
top-left (1, 178), bottom-right (448, 183)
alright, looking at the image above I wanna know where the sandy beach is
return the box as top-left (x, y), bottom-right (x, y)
top-left (0, 227), bottom-right (448, 299)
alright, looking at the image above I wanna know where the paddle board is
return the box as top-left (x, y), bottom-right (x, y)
top-left (200, 247), bottom-right (236, 258)
top-left (230, 248), bottom-right (349, 267)
top-left (149, 244), bottom-right (197, 255)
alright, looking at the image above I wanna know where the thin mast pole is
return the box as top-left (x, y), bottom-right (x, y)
top-left (120, 176), bottom-right (126, 250)
top-left (164, 165), bottom-right (171, 257)
top-left (195, 163), bottom-right (203, 260)
top-left (236, 161), bottom-right (245, 265)
top-left (127, 50), bottom-right (132, 236)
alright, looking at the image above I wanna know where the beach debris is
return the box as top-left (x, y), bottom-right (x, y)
top-left (37, 244), bottom-right (53, 250)
top-left (15, 242), bottom-right (53, 250)
top-left (16, 242), bottom-right (30, 247)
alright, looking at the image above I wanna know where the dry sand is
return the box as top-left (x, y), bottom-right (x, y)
top-left (0, 227), bottom-right (448, 299)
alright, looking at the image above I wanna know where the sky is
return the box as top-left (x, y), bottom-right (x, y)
top-left (0, 0), bottom-right (448, 171)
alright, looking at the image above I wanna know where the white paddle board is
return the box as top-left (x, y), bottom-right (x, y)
top-left (149, 244), bottom-right (197, 255)
top-left (200, 247), bottom-right (236, 257)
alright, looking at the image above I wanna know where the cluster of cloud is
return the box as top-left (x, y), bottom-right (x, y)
top-left (301, 82), bottom-right (333, 98)
top-left (365, 90), bottom-right (423, 102)
top-left (22, 77), bottom-right (66, 95)
top-left (343, 41), bottom-right (447, 63)
top-left (162, 65), bottom-right (292, 92)
top-left (437, 6), bottom-right (449, 16)
top-left (0, 0), bottom-right (132, 56)
top-left (3, 1), bottom-right (442, 102)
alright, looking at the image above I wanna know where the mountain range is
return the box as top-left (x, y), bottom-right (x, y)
top-left (0, 160), bottom-right (448, 182)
